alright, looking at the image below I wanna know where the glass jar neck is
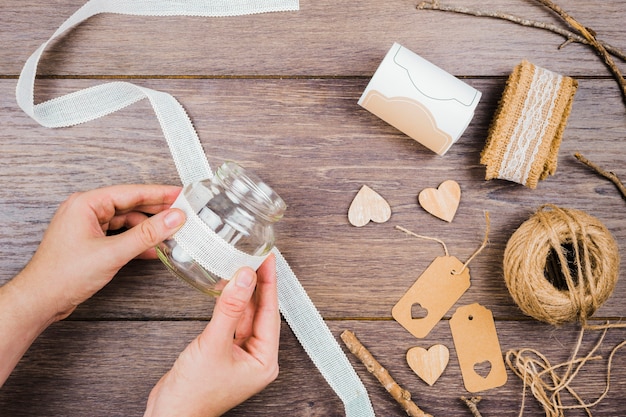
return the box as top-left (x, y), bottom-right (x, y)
top-left (213, 161), bottom-right (286, 223)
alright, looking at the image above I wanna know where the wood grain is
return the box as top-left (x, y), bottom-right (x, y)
top-left (1, 0), bottom-right (625, 415)
top-left (406, 344), bottom-right (450, 387)
top-left (1, 78), bottom-right (623, 320)
top-left (2, 321), bottom-right (626, 416)
top-left (2, 1), bottom-right (626, 77)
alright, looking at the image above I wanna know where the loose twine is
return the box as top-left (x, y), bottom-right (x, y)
top-left (396, 211), bottom-right (490, 275)
top-left (503, 205), bottom-right (624, 417)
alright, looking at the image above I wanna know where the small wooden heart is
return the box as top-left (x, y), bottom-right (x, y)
top-left (406, 344), bottom-right (450, 386)
top-left (348, 185), bottom-right (391, 227)
top-left (418, 180), bottom-right (461, 222)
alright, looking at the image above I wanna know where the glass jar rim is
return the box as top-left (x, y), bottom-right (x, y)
top-left (215, 161), bottom-right (286, 222)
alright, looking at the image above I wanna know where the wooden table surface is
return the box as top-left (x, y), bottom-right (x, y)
top-left (1, 1), bottom-right (625, 416)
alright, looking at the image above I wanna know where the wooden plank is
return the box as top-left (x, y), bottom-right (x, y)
top-left (1, 0), bottom-right (625, 77)
top-left (1, 320), bottom-right (626, 416)
top-left (1, 1), bottom-right (626, 415)
top-left (1, 77), bottom-right (624, 321)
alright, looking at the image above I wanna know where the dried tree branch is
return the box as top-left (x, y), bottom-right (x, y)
top-left (534, 0), bottom-right (626, 105)
top-left (416, 0), bottom-right (626, 105)
top-left (460, 396), bottom-right (484, 417)
top-left (340, 330), bottom-right (433, 417)
top-left (416, 1), bottom-right (626, 61)
top-left (574, 153), bottom-right (626, 201)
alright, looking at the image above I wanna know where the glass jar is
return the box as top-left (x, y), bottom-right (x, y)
top-left (156, 161), bottom-right (286, 296)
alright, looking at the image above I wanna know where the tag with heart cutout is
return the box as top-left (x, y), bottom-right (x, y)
top-left (449, 303), bottom-right (507, 392)
top-left (348, 185), bottom-right (391, 227)
top-left (393, 217), bottom-right (489, 339)
top-left (392, 255), bottom-right (470, 338)
top-left (418, 179), bottom-right (461, 222)
top-left (406, 344), bottom-right (449, 386)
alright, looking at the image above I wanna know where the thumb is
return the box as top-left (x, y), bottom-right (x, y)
top-left (204, 267), bottom-right (257, 349)
top-left (110, 208), bottom-right (186, 264)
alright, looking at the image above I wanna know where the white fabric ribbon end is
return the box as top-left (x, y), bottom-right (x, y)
top-left (16, 1), bottom-right (377, 415)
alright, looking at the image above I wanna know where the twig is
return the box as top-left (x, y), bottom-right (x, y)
top-left (534, 0), bottom-right (626, 105)
top-left (416, 1), bottom-right (626, 106)
top-left (574, 153), bottom-right (626, 201)
top-left (340, 330), bottom-right (433, 417)
top-left (460, 396), bottom-right (484, 417)
top-left (416, 1), bottom-right (626, 61)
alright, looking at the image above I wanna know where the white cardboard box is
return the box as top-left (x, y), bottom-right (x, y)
top-left (359, 43), bottom-right (481, 155)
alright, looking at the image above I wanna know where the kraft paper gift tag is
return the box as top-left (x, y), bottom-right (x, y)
top-left (450, 303), bottom-right (507, 392)
top-left (392, 255), bottom-right (471, 339)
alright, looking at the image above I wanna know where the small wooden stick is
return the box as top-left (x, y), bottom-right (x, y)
top-left (574, 153), bottom-right (626, 201)
top-left (415, 1), bottom-right (626, 61)
top-left (534, 0), bottom-right (626, 105)
top-left (416, 0), bottom-right (626, 106)
top-left (340, 330), bottom-right (433, 417)
top-left (461, 396), bottom-right (484, 417)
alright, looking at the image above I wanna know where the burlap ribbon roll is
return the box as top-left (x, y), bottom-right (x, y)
top-left (481, 61), bottom-right (578, 189)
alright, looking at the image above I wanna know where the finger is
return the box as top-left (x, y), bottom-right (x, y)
top-left (106, 208), bottom-right (186, 266)
top-left (204, 267), bottom-right (257, 353)
top-left (134, 247), bottom-right (159, 260)
top-left (80, 184), bottom-right (182, 225)
top-left (234, 295), bottom-right (257, 346)
top-left (249, 255), bottom-right (280, 355)
top-left (107, 211), bottom-right (150, 232)
top-left (106, 212), bottom-right (165, 259)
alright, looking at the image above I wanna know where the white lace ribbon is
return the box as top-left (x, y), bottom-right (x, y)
top-left (498, 67), bottom-right (563, 185)
top-left (15, 1), bottom-right (375, 416)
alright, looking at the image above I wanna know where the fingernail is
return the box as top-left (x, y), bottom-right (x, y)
top-left (164, 209), bottom-right (185, 229)
top-left (236, 268), bottom-right (255, 288)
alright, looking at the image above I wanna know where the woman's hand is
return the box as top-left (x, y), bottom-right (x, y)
top-left (21, 184), bottom-right (186, 319)
top-left (144, 255), bottom-right (281, 417)
top-left (0, 184), bottom-right (186, 386)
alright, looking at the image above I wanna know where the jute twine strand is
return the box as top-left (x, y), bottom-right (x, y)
top-left (395, 225), bottom-right (450, 257)
top-left (503, 205), bottom-right (619, 326)
top-left (502, 205), bottom-right (623, 416)
top-left (396, 212), bottom-right (490, 273)
top-left (506, 325), bottom-right (626, 417)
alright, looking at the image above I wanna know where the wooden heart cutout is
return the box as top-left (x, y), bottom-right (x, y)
top-left (406, 344), bottom-right (449, 386)
top-left (348, 185), bottom-right (391, 227)
top-left (418, 180), bottom-right (461, 222)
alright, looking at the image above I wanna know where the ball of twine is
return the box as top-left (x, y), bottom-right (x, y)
top-left (503, 205), bottom-right (620, 326)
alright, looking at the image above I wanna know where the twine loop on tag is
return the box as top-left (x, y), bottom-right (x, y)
top-left (453, 211), bottom-right (490, 275)
top-left (395, 226), bottom-right (450, 256)
top-left (503, 205), bottom-right (620, 326)
top-left (396, 211), bottom-right (490, 275)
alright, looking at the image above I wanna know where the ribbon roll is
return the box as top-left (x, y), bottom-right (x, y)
top-left (480, 60), bottom-right (578, 189)
top-left (15, 1), bottom-right (375, 416)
